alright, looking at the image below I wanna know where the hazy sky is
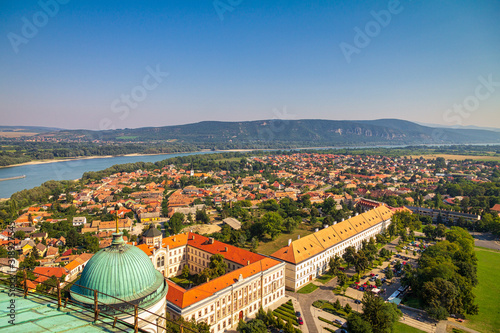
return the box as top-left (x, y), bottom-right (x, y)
top-left (1, 0), bottom-right (499, 130)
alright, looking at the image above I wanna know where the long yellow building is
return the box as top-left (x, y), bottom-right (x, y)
top-left (271, 205), bottom-right (393, 291)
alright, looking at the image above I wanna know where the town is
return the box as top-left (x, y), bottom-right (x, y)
top-left (1, 151), bottom-right (499, 333)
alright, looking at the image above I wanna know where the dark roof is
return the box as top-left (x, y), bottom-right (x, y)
top-left (143, 227), bottom-right (162, 238)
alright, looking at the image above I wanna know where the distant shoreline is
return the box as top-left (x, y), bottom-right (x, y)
top-left (0, 152), bottom-right (205, 169)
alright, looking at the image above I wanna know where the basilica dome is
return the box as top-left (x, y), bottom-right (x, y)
top-left (70, 233), bottom-right (167, 311)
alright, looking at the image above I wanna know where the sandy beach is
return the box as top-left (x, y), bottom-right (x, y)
top-left (0, 152), bottom-right (190, 169)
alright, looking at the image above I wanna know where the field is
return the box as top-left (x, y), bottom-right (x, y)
top-left (409, 153), bottom-right (500, 162)
top-left (256, 224), bottom-right (314, 255)
top-left (181, 223), bottom-right (221, 235)
top-left (0, 131), bottom-right (38, 138)
top-left (465, 247), bottom-right (500, 333)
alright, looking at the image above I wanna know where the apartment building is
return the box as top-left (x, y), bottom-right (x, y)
top-left (136, 231), bottom-right (286, 333)
top-left (405, 206), bottom-right (480, 224)
top-left (271, 205), bottom-right (393, 291)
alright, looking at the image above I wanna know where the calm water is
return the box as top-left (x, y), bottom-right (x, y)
top-left (0, 151), bottom-right (218, 199)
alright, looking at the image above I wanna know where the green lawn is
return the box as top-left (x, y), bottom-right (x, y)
top-left (296, 283), bottom-right (318, 294)
top-left (257, 224), bottom-right (314, 255)
top-left (393, 322), bottom-right (426, 333)
top-left (169, 275), bottom-right (197, 289)
top-left (316, 272), bottom-right (335, 284)
top-left (465, 247), bottom-right (500, 333)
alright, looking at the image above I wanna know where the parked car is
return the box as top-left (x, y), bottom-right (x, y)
top-left (298, 317), bottom-right (303, 325)
top-left (334, 319), bottom-right (344, 325)
top-left (354, 299), bottom-right (362, 304)
top-left (296, 311), bottom-right (301, 317)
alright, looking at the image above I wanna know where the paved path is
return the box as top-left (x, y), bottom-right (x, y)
top-left (286, 276), bottom-right (339, 333)
top-left (435, 320), bottom-right (481, 333)
top-left (472, 231), bottom-right (500, 251)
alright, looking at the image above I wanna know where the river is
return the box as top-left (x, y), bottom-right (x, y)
top-left (1, 142), bottom-right (496, 199)
top-left (0, 151), bottom-right (219, 199)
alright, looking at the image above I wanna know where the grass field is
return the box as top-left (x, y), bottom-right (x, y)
top-left (296, 283), bottom-right (318, 294)
top-left (256, 224), bottom-right (314, 255)
top-left (409, 154), bottom-right (500, 162)
top-left (393, 322), bottom-right (426, 333)
top-left (465, 247), bottom-right (500, 333)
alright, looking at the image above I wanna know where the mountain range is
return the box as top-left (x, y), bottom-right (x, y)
top-left (30, 119), bottom-right (500, 148)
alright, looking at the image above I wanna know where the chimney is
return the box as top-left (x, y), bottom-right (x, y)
top-left (314, 228), bottom-right (319, 232)
top-left (288, 239), bottom-right (292, 246)
top-left (247, 260), bottom-right (250, 265)
top-left (341, 218), bottom-right (344, 221)
top-left (173, 237), bottom-right (176, 242)
top-left (355, 212), bottom-right (359, 216)
top-left (298, 235), bottom-right (300, 239)
top-left (209, 238), bottom-right (214, 244)
top-left (225, 246), bottom-right (228, 251)
top-left (348, 215), bottom-right (351, 219)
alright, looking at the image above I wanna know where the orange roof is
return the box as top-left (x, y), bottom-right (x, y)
top-left (136, 243), bottom-right (154, 256)
top-left (187, 232), bottom-right (265, 266)
top-left (64, 260), bottom-right (81, 271)
top-left (162, 233), bottom-right (189, 249)
top-left (167, 257), bottom-right (281, 308)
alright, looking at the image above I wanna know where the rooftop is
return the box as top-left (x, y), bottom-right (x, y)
top-left (0, 287), bottom-right (126, 332)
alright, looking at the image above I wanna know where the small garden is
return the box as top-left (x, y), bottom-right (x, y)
top-left (273, 300), bottom-right (299, 326)
top-left (312, 299), bottom-right (353, 320)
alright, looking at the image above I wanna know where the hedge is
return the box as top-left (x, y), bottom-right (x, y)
top-left (319, 317), bottom-right (341, 328)
top-left (273, 312), bottom-right (298, 326)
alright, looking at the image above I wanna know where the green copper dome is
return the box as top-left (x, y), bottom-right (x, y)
top-left (70, 233), bottom-right (167, 310)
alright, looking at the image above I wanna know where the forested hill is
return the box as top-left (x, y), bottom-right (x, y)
top-left (42, 119), bottom-right (500, 146)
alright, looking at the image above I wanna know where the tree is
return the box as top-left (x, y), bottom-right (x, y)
top-left (362, 292), bottom-right (402, 333)
top-left (20, 252), bottom-right (39, 270)
top-left (14, 230), bottom-right (25, 239)
top-left (329, 255), bottom-right (342, 275)
top-left (83, 234), bottom-right (99, 253)
top-left (344, 302), bottom-right (352, 314)
top-left (208, 253), bottom-right (227, 278)
top-left (261, 212), bottom-right (283, 240)
top-left (181, 264), bottom-right (190, 279)
top-left (237, 319), bottom-right (267, 333)
top-left (347, 313), bottom-right (373, 333)
top-left (196, 209), bottom-right (210, 224)
top-left (283, 217), bottom-right (298, 233)
top-left (423, 224), bottom-right (436, 240)
top-left (334, 299), bottom-right (342, 310)
top-left (354, 253), bottom-right (369, 277)
top-left (385, 267), bottom-right (394, 280)
top-left (343, 246), bottom-right (357, 269)
top-left (337, 271), bottom-right (348, 286)
top-left (436, 224), bottom-right (446, 238)
top-left (169, 213), bottom-right (185, 234)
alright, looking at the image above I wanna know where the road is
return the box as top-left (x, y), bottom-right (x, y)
top-left (471, 231), bottom-right (500, 251)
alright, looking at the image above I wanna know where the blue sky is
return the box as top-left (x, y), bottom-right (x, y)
top-left (1, 0), bottom-right (499, 130)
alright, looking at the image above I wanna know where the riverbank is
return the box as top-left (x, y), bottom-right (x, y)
top-left (0, 151), bottom-right (211, 169)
